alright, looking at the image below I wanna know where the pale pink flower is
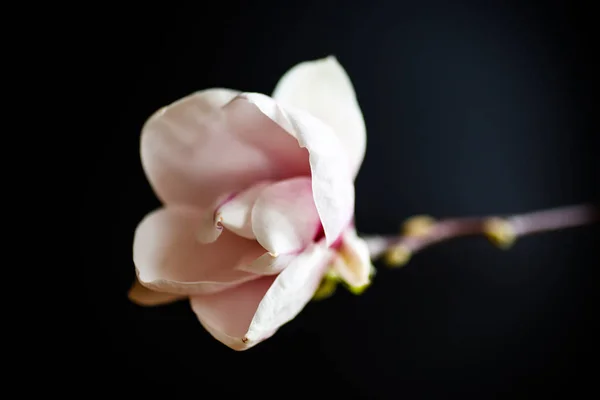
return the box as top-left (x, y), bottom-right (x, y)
top-left (129, 56), bottom-right (373, 350)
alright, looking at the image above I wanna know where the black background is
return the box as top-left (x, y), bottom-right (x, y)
top-left (81, 1), bottom-right (598, 398)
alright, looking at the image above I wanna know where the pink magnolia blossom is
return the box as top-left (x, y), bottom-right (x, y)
top-left (129, 56), bottom-right (373, 350)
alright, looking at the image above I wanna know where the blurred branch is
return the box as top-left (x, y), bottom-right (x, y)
top-left (363, 203), bottom-right (600, 267)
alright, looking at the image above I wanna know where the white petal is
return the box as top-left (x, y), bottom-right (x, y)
top-left (195, 192), bottom-right (231, 244)
top-left (196, 181), bottom-right (272, 243)
top-left (272, 56), bottom-right (366, 179)
top-left (245, 243), bottom-right (332, 343)
top-left (133, 206), bottom-right (263, 296)
top-left (251, 177), bottom-right (321, 255)
top-left (240, 93), bottom-right (355, 246)
top-left (237, 252), bottom-right (297, 275)
top-left (140, 89), bottom-right (309, 209)
top-left (220, 181), bottom-right (271, 239)
top-left (190, 242), bottom-right (332, 350)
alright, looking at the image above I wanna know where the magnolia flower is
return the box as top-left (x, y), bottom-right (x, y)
top-left (129, 56), bottom-right (374, 350)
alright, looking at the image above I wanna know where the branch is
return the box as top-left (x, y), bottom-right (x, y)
top-left (362, 203), bottom-right (600, 267)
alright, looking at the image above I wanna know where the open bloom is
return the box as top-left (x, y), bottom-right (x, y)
top-left (129, 56), bottom-right (373, 350)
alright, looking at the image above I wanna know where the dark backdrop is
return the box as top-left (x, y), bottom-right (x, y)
top-left (81, 1), bottom-right (598, 398)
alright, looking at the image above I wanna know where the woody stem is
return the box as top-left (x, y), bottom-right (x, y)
top-left (362, 203), bottom-right (600, 265)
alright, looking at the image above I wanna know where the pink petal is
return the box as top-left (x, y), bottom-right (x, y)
top-left (140, 89), bottom-right (309, 209)
top-left (331, 228), bottom-right (373, 289)
top-left (235, 177), bottom-right (321, 276)
top-left (133, 206), bottom-right (265, 295)
top-left (190, 242), bottom-right (332, 351)
top-left (240, 93), bottom-right (355, 246)
top-left (251, 177), bottom-right (321, 255)
top-left (190, 276), bottom-right (277, 349)
top-left (196, 181), bottom-right (272, 244)
top-left (272, 56), bottom-right (367, 179)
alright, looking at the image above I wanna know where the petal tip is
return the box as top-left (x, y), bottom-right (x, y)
top-left (196, 210), bottom-right (224, 244)
top-left (322, 54), bottom-right (339, 65)
top-left (196, 221), bottom-right (222, 244)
